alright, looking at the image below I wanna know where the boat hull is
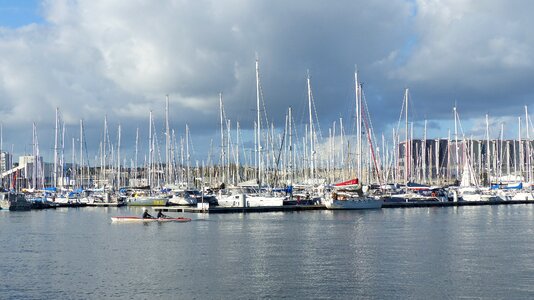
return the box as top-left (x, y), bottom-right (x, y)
top-left (217, 194), bottom-right (284, 207)
top-left (126, 197), bottom-right (168, 206)
top-left (111, 216), bottom-right (191, 223)
top-left (325, 198), bottom-right (383, 210)
top-left (168, 196), bottom-right (197, 206)
top-left (511, 192), bottom-right (534, 200)
top-left (0, 193), bottom-right (31, 211)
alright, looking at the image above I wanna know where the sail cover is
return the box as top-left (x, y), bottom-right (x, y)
top-left (334, 178), bottom-right (359, 188)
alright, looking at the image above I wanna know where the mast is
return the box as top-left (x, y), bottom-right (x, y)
top-left (423, 119), bottom-right (427, 184)
top-left (410, 122), bottom-right (414, 183)
top-left (519, 117), bottom-right (523, 180)
top-left (340, 118), bottom-right (345, 180)
top-left (513, 128), bottom-right (517, 175)
top-left (103, 115), bottom-right (108, 187)
top-left (356, 71), bottom-right (362, 180)
top-left (53, 107), bottom-right (59, 187)
top-left (287, 106), bottom-right (293, 186)
top-left (180, 137), bottom-right (184, 184)
top-left (499, 122), bottom-right (504, 179)
top-left (256, 56), bottom-right (262, 185)
top-left (186, 124), bottom-right (190, 187)
top-left (32, 123), bottom-right (37, 189)
top-left (254, 121), bottom-right (257, 180)
top-left (447, 129), bottom-right (451, 182)
top-left (404, 89), bottom-right (409, 185)
top-left (393, 128), bottom-right (397, 183)
top-left (148, 110), bottom-right (153, 188)
top-left (171, 129), bottom-right (176, 184)
top-left (165, 95), bottom-right (170, 184)
top-left (506, 140), bottom-right (510, 177)
top-left (135, 127), bottom-right (139, 185)
top-left (227, 119), bottom-right (231, 184)
top-left (117, 124), bottom-right (121, 189)
top-left (61, 121), bottom-right (65, 188)
top-left (454, 106), bottom-right (459, 180)
top-left (219, 92), bottom-right (225, 184)
top-left (486, 114), bottom-right (490, 184)
top-left (307, 70), bottom-right (315, 181)
top-left (72, 138), bottom-right (75, 188)
top-left (331, 120), bottom-right (337, 182)
top-left (236, 121), bottom-right (240, 183)
top-left (526, 106), bottom-right (532, 183)
top-left (80, 120), bottom-right (85, 188)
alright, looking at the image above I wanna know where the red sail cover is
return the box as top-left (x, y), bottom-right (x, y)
top-left (334, 178), bottom-right (359, 187)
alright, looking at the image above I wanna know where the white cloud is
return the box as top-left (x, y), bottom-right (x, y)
top-left (0, 0), bottom-right (531, 160)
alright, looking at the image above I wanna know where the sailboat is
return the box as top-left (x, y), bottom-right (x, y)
top-left (217, 57), bottom-right (285, 208)
top-left (217, 179), bottom-right (285, 207)
top-left (448, 108), bottom-right (499, 202)
top-left (457, 162), bottom-right (498, 201)
top-left (324, 71), bottom-right (383, 210)
top-left (0, 190), bottom-right (31, 211)
top-left (324, 178), bottom-right (383, 209)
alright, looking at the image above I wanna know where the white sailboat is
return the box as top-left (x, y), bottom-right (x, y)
top-left (217, 57), bottom-right (285, 208)
top-left (324, 179), bottom-right (383, 209)
top-left (324, 70), bottom-right (383, 210)
top-left (217, 182), bottom-right (285, 207)
top-left (457, 142), bottom-right (498, 201)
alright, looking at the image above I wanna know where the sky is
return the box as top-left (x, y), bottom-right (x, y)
top-left (0, 0), bottom-right (533, 164)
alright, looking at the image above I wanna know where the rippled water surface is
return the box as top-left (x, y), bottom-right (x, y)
top-left (2, 205), bottom-right (534, 299)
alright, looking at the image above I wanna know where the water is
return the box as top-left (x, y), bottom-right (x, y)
top-left (2, 205), bottom-right (534, 299)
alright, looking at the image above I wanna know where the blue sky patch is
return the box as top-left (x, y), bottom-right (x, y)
top-left (0, 0), bottom-right (44, 28)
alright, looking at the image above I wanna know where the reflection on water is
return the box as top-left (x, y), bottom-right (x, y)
top-left (2, 205), bottom-right (534, 298)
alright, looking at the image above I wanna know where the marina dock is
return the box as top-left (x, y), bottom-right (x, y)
top-left (86, 202), bottom-right (126, 207)
top-left (152, 199), bottom-right (534, 213)
top-left (382, 199), bottom-right (534, 208)
top-left (155, 204), bottom-right (325, 213)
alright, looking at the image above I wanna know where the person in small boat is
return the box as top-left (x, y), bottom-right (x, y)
top-left (142, 208), bottom-right (154, 219)
top-left (156, 210), bottom-right (169, 219)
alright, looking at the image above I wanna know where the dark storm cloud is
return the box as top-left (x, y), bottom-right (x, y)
top-left (0, 0), bottom-right (532, 162)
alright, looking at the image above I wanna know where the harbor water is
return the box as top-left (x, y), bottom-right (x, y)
top-left (2, 205), bottom-right (534, 299)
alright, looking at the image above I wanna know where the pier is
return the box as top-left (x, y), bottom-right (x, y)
top-left (86, 202), bottom-right (126, 207)
top-left (13, 198), bottom-right (534, 212)
top-left (151, 200), bottom-right (534, 214)
top-left (154, 204), bottom-right (325, 214)
top-left (382, 199), bottom-right (534, 208)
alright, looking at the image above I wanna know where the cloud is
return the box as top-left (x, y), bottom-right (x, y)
top-left (387, 0), bottom-right (534, 121)
top-left (0, 0), bottom-right (531, 164)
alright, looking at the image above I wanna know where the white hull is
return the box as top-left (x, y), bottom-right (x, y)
top-left (511, 192), bottom-right (534, 201)
top-left (168, 196), bottom-right (197, 206)
top-left (460, 193), bottom-right (499, 201)
top-left (459, 187), bottom-right (499, 201)
top-left (325, 198), bottom-right (383, 210)
top-left (217, 193), bottom-right (284, 207)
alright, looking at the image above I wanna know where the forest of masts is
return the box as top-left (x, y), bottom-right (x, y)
top-left (21, 61), bottom-right (534, 191)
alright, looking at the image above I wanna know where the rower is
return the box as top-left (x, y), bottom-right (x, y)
top-left (156, 210), bottom-right (168, 219)
top-left (142, 208), bottom-right (154, 219)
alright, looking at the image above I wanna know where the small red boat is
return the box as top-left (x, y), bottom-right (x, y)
top-left (111, 216), bottom-right (192, 223)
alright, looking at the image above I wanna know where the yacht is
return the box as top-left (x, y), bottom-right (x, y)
top-left (217, 187), bottom-right (284, 207)
top-left (0, 191), bottom-right (31, 211)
